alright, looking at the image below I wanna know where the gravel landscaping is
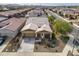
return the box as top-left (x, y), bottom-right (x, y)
top-left (2, 33), bottom-right (22, 52)
top-left (34, 35), bottom-right (69, 52)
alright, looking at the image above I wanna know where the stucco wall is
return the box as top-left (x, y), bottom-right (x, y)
top-left (22, 31), bottom-right (35, 37)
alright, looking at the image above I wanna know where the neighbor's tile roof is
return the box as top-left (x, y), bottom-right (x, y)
top-left (0, 18), bottom-right (26, 31)
top-left (0, 8), bottom-right (31, 16)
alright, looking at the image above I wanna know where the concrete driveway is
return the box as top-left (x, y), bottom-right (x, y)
top-left (18, 38), bottom-right (35, 52)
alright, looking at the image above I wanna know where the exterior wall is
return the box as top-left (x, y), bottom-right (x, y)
top-left (37, 31), bottom-right (51, 39)
top-left (22, 31), bottom-right (35, 37)
top-left (72, 24), bottom-right (79, 42)
top-left (21, 30), bottom-right (51, 39)
top-left (73, 27), bottom-right (79, 40)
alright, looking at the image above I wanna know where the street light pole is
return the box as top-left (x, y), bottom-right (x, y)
top-left (72, 39), bottom-right (75, 55)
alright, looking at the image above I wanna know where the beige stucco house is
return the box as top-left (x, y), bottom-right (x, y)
top-left (21, 17), bottom-right (52, 39)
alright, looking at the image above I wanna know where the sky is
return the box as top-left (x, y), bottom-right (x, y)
top-left (23, 3), bottom-right (79, 6)
top-left (0, 0), bottom-right (79, 6)
top-left (0, 0), bottom-right (79, 3)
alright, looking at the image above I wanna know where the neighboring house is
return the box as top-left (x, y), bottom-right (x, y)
top-left (21, 17), bottom-right (52, 39)
top-left (0, 10), bottom-right (19, 18)
top-left (57, 8), bottom-right (79, 19)
top-left (0, 8), bottom-right (31, 18)
top-left (0, 16), bottom-right (8, 22)
top-left (0, 18), bottom-right (26, 38)
top-left (25, 9), bottom-right (46, 17)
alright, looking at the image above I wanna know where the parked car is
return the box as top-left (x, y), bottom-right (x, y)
top-left (0, 36), bottom-right (7, 45)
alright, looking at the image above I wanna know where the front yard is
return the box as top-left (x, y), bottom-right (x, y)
top-left (2, 33), bottom-right (22, 52)
top-left (34, 35), bottom-right (69, 52)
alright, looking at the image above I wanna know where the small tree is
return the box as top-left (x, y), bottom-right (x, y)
top-left (53, 20), bottom-right (73, 35)
top-left (48, 15), bottom-right (55, 24)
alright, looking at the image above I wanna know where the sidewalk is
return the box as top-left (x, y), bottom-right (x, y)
top-left (62, 34), bottom-right (74, 55)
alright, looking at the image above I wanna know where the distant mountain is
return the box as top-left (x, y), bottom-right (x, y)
top-left (22, 3), bottom-right (79, 6)
top-left (0, 3), bottom-right (79, 8)
top-left (0, 3), bottom-right (79, 6)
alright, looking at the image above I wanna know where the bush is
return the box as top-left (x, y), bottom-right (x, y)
top-left (47, 33), bottom-right (56, 48)
top-left (48, 15), bottom-right (55, 23)
top-left (52, 33), bottom-right (56, 39)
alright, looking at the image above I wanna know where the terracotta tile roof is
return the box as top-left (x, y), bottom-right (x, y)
top-left (0, 8), bottom-right (30, 16)
top-left (21, 17), bottom-right (52, 33)
top-left (36, 24), bottom-right (52, 33)
top-left (26, 17), bottom-right (49, 27)
top-left (21, 23), bottom-right (38, 31)
top-left (0, 18), bottom-right (26, 31)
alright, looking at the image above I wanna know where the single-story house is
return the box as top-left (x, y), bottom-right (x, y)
top-left (21, 17), bottom-right (52, 39)
top-left (0, 8), bottom-right (31, 18)
top-left (25, 9), bottom-right (46, 17)
top-left (58, 8), bottom-right (79, 19)
top-left (0, 18), bottom-right (26, 38)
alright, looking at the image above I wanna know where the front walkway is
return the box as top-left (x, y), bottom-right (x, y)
top-left (18, 38), bottom-right (35, 52)
top-left (62, 34), bottom-right (74, 55)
